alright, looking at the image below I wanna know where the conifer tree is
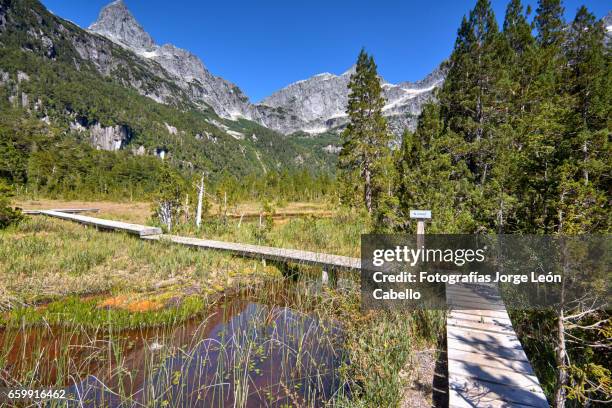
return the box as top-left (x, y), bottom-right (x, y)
top-left (535, 0), bottom-right (565, 48)
top-left (339, 49), bottom-right (391, 215)
top-left (440, 0), bottom-right (503, 187)
top-left (567, 6), bottom-right (609, 132)
top-left (491, 0), bottom-right (535, 232)
top-left (503, 0), bottom-right (533, 54)
top-left (0, 179), bottom-right (23, 229)
top-left (554, 6), bottom-right (609, 234)
top-left (396, 103), bottom-right (477, 233)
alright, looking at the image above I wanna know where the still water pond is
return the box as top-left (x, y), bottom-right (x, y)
top-left (1, 298), bottom-right (348, 407)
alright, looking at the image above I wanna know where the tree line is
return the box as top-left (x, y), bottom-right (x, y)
top-left (342, 0), bottom-right (609, 236)
top-left (338, 0), bottom-right (609, 405)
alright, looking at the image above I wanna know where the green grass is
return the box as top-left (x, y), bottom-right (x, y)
top-left (170, 207), bottom-right (366, 258)
top-left (1, 295), bottom-right (207, 329)
top-left (0, 216), bottom-right (275, 308)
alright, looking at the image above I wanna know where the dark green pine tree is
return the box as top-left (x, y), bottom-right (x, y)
top-left (534, 0), bottom-right (565, 48)
top-left (503, 0), bottom-right (533, 54)
top-left (395, 102), bottom-right (477, 233)
top-left (510, 0), bottom-right (569, 233)
top-left (339, 49), bottom-right (391, 215)
top-left (566, 6), bottom-right (609, 132)
top-left (0, 179), bottom-right (23, 229)
top-left (440, 0), bottom-right (503, 187)
top-left (489, 0), bottom-right (535, 232)
top-left (501, 0), bottom-right (535, 111)
top-left (433, 0), bottom-right (515, 232)
top-left (555, 6), bottom-right (610, 234)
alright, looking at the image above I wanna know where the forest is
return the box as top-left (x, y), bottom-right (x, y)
top-left (338, 0), bottom-right (610, 236)
top-left (336, 0), bottom-right (610, 405)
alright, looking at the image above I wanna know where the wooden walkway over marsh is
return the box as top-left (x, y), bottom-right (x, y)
top-left (142, 234), bottom-right (361, 271)
top-left (38, 210), bottom-right (162, 237)
top-left (446, 284), bottom-right (549, 407)
top-left (33, 209), bottom-right (548, 407)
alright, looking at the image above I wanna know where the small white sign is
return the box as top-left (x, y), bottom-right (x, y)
top-left (410, 210), bottom-right (431, 219)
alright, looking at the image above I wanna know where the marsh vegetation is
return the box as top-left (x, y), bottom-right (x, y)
top-left (0, 201), bottom-right (445, 407)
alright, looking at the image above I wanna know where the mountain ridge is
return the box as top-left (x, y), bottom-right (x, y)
top-left (0, 0), bottom-right (338, 182)
top-left (87, 0), bottom-right (443, 135)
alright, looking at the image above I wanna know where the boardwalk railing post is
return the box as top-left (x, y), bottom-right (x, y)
top-left (321, 268), bottom-right (338, 287)
top-left (410, 210), bottom-right (431, 248)
top-left (417, 219), bottom-right (425, 248)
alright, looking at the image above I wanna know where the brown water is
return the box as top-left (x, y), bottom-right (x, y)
top-left (0, 296), bottom-right (348, 407)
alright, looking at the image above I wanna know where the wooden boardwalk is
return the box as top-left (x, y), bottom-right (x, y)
top-left (38, 209), bottom-right (359, 271)
top-left (446, 284), bottom-right (549, 407)
top-left (39, 210), bottom-right (161, 237)
top-left (35, 209), bottom-right (548, 407)
top-left (143, 234), bottom-right (361, 271)
top-left (23, 208), bottom-right (99, 215)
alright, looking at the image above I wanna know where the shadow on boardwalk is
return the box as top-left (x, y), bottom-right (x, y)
top-left (447, 328), bottom-right (549, 407)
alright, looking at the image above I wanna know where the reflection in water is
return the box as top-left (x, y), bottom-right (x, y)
top-left (61, 302), bottom-right (347, 407)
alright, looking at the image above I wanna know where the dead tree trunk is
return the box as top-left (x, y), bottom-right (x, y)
top-left (364, 163), bottom-right (373, 214)
top-left (555, 307), bottom-right (567, 408)
top-left (554, 241), bottom-right (568, 408)
top-left (196, 175), bottom-right (204, 229)
top-left (159, 201), bottom-right (172, 232)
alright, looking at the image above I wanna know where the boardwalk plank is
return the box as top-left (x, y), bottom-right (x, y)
top-left (24, 208), bottom-right (100, 215)
top-left (447, 318), bottom-right (515, 336)
top-left (449, 364), bottom-right (542, 389)
top-left (447, 340), bottom-right (531, 362)
top-left (448, 389), bottom-right (543, 408)
top-left (449, 376), bottom-right (548, 408)
top-left (447, 284), bottom-right (548, 407)
top-left (449, 308), bottom-right (512, 320)
top-left (449, 350), bottom-right (535, 375)
top-left (40, 210), bottom-right (161, 237)
top-left (449, 311), bottom-right (512, 326)
top-left (142, 234), bottom-right (361, 271)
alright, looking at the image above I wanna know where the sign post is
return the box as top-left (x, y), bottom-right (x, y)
top-left (410, 210), bottom-right (431, 248)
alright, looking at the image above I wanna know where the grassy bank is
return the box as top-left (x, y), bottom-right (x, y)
top-left (0, 216), bottom-right (273, 311)
top-left (0, 200), bottom-right (445, 407)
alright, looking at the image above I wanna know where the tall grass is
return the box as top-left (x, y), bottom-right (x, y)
top-left (0, 217), bottom-right (275, 309)
top-left (0, 206), bottom-right (446, 407)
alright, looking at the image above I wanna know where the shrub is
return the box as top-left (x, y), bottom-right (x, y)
top-left (0, 180), bottom-right (23, 229)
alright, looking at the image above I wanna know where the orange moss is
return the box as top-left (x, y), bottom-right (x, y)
top-left (126, 300), bottom-right (163, 312)
top-left (98, 295), bottom-right (128, 308)
top-left (97, 295), bottom-right (164, 312)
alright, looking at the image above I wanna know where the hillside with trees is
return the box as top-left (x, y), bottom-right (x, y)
top-left (0, 0), bottom-right (339, 201)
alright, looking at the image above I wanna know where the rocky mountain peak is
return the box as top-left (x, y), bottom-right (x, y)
top-left (86, 0), bottom-right (444, 135)
top-left (88, 1), bottom-right (256, 120)
top-left (89, 0), bottom-right (155, 51)
top-left (258, 64), bottom-right (444, 134)
top-left (341, 65), bottom-right (357, 76)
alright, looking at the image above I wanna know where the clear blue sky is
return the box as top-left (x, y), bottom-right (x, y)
top-left (41, 0), bottom-right (609, 102)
